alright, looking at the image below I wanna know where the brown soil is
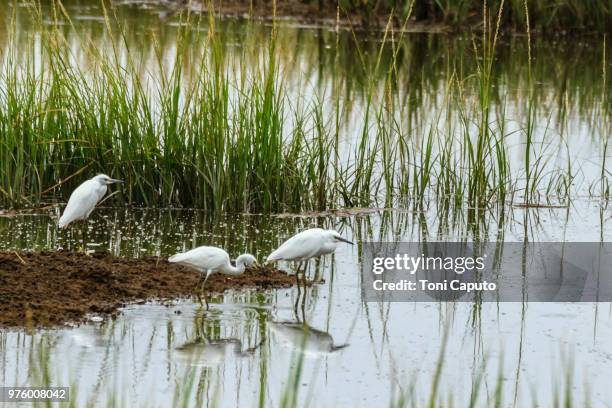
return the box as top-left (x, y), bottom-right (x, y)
top-left (0, 251), bottom-right (298, 329)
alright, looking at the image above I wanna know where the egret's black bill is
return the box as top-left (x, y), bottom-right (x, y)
top-left (111, 179), bottom-right (125, 184)
top-left (337, 237), bottom-right (354, 245)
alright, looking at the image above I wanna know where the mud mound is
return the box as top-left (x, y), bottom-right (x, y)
top-left (0, 251), bottom-right (296, 328)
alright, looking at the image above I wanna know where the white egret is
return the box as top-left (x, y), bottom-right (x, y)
top-left (168, 246), bottom-right (257, 308)
top-left (58, 174), bottom-right (124, 228)
top-left (266, 228), bottom-right (352, 316)
top-left (266, 228), bottom-right (353, 265)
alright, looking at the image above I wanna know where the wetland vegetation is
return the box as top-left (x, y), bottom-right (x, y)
top-left (0, 1), bottom-right (609, 216)
top-left (0, 1), bottom-right (610, 407)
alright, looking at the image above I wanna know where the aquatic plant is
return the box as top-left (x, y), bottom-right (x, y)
top-left (0, 2), bottom-right (607, 217)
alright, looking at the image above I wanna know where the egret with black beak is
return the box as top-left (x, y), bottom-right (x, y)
top-left (58, 174), bottom-right (124, 228)
top-left (266, 228), bottom-right (353, 279)
top-left (169, 246), bottom-right (257, 309)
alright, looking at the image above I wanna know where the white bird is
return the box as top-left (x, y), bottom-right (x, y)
top-left (268, 228), bottom-right (352, 317)
top-left (168, 246), bottom-right (257, 307)
top-left (266, 228), bottom-right (353, 265)
top-left (58, 174), bottom-right (124, 228)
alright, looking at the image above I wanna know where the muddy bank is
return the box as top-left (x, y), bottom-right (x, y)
top-left (0, 251), bottom-right (297, 329)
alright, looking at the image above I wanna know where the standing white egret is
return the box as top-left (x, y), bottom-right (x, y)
top-left (266, 228), bottom-right (353, 266)
top-left (266, 228), bottom-right (353, 317)
top-left (168, 246), bottom-right (257, 308)
top-left (58, 174), bottom-right (124, 228)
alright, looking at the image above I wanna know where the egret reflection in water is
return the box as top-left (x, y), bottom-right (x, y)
top-left (269, 321), bottom-right (348, 357)
top-left (175, 336), bottom-right (261, 368)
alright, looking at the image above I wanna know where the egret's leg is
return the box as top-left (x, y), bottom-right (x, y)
top-left (293, 261), bottom-right (303, 294)
top-left (294, 261), bottom-right (301, 285)
top-left (78, 220), bottom-right (87, 253)
top-left (293, 261), bottom-right (303, 318)
top-left (197, 278), bottom-right (206, 305)
top-left (76, 219), bottom-right (90, 253)
top-left (198, 271), bottom-right (211, 311)
top-left (302, 261), bottom-right (308, 287)
top-left (300, 261), bottom-right (308, 321)
top-left (295, 261), bottom-right (306, 286)
top-left (194, 274), bottom-right (205, 303)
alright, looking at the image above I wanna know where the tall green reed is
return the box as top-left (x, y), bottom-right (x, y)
top-left (0, 1), bottom-right (604, 217)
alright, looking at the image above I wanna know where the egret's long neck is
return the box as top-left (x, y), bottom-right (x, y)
top-left (222, 261), bottom-right (246, 276)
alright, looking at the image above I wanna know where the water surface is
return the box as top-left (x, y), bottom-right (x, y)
top-left (0, 1), bottom-right (610, 406)
top-left (1, 203), bottom-right (611, 406)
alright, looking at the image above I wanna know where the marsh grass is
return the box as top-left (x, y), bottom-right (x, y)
top-left (387, 328), bottom-right (585, 408)
top-left (8, 321), bottom-right (588, 408)
top-left (0, 1), bottom-right (607, 216)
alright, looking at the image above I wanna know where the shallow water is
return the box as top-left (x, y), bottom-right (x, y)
top-left (1, 203), bottom-right (611, 406)
top-left (0, 0), bottom-right (611, 406)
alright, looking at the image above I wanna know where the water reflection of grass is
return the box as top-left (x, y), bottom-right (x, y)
top-left (1, 303), bottom-right (590, 408)
top-left (387, 330), bottom-right (581, 407)
top-left (9, 334), bottom-right (584, 408)
top-left (0, 206), bottom-right (605, 407)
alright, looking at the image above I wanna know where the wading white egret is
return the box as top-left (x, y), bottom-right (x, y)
top-left (168, 246), bottom-right (257, 308)
top-left (266, 228), bottom-right (352, 317)
top-left (266, 228), bottom-right (353, 265)
top-left (58, 174), bottom-right (124, 228)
